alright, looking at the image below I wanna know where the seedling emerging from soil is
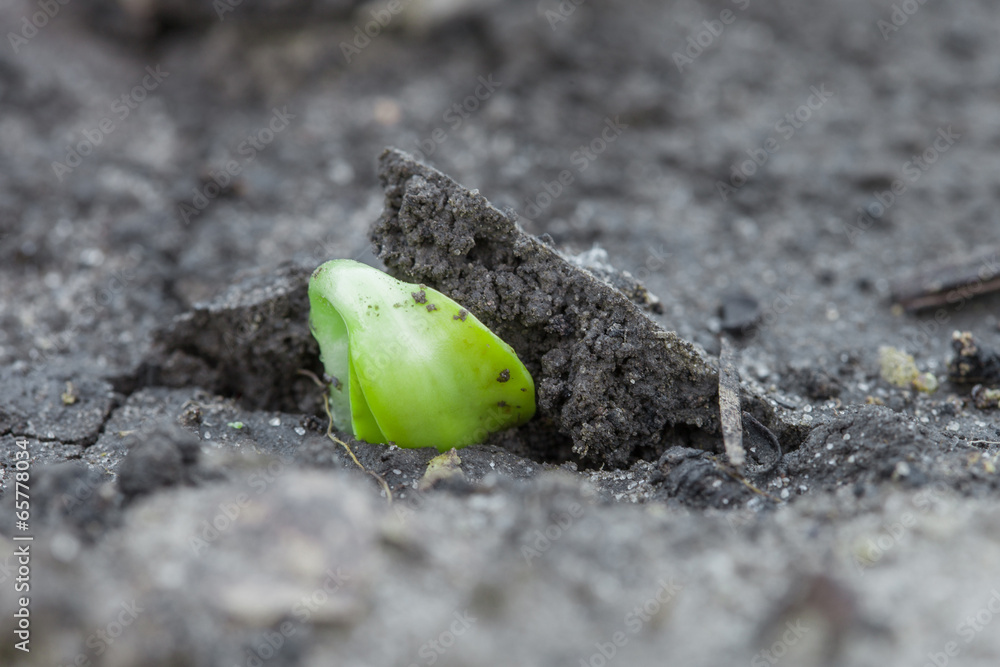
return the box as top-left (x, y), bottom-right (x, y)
top-left (308, 259), bottom-right (535, 451)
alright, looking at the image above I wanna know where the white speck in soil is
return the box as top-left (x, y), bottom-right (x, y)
top-left (843, 433), bottom-right (851, 441)
top-left (294, 426), bottom-right (306, 436)
top-left (780, 489), bottom-right (790, 499)
top-left (270, 417), bottom-right (281, 426)
top-left (328, 160), bottom-right (354, 185)
top-left (204, 432), bottom-right (212, 440)
top-left (393, 469), bottom-right (402, 475)
top-left (80, 247), bottom-right (105, 267)
top-left (51, 532), bottom-right (81, 563)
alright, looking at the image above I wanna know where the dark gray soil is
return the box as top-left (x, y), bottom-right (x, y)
top-left (2, 0), bottom-right (1000, 665)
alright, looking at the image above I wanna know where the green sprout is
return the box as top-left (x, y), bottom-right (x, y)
top-left (308, 259), bottom-right (535, 451)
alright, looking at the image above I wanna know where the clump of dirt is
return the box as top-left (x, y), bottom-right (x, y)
top-left (117, 422), bottom-right (203, 501)
top-left (373, 148), bottom-right (723, 468)
top-left (151, 261), bottom-right (324, 415)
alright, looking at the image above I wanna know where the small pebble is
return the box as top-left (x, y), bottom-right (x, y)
top-left (719, 292), bottom-right (760, 335)
top-left (50, 532), bottom-right (81, 563)
top-left (270, 417), bottom-right (281, 426)
top-left (294, 426), bottom-right (306, 436)
top-left (80, 248), bottom-right (105, 267)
